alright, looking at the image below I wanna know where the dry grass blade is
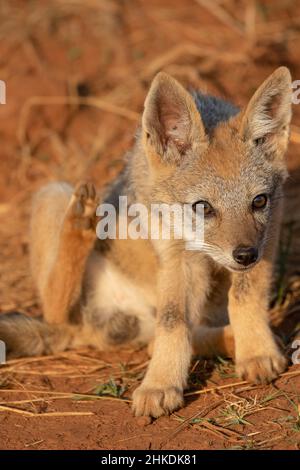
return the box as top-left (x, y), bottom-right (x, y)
top-left (160, 399), bottom-right (224, 448)
top-left (219, 395), bottom-right (269, 427)
top-left (0, 368), bottom-right (110, 379)
top-left (244, 0), bottom-right (256, 44)
top-left (1, 349), bottom-right (108, 366)
top-left (195, 0), bottom-right (244, 35)
top-left (184, 369), bottom-right (300, 398)
top-left (141, 43), bottom-right (215, 78)
top-left (126, 360), bottom-right (149, 374)
top-left (25, 440), bottom-right (44, 448)
top-left (256, 435), bottom-right (284, 448)
top-left (0, 404), bottom-right (94, 417)
top-left (0, 388), bottom-right (132, 403)
top-left (141, 43), bottom-right (247, 79)
top-left (197, 420), bottom-right (243, 442)
top-left (0, 396), bottom-right (73, 406)
top-left (184, 380), bottom-right (248, 397)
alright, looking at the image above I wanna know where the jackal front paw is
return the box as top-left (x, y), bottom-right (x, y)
top-left (236, 352), bottom-right (287, 384)
top-left (68, 182), bottom-right (99, 231)
top-left (132, 384), bottom-right (184, 418)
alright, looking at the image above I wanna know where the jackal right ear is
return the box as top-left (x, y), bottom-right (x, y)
top-left (142, 72), bottom-right (208, 165)
top-left (240, 66), bottom-right (292, 160)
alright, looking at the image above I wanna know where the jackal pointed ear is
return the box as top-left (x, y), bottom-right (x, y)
top-left (142, 72), bottom-right (208, 165)
top-left (240, 66), bottom-right (292, 159)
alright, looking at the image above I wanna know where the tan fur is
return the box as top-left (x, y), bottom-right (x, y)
top-left (30, 182), bottom-right (98, 324)
top-left (0, 67), bottom-right (292, 417)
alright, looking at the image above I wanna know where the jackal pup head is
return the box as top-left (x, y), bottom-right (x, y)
top-left (142, 67), bottom-right (292, 271)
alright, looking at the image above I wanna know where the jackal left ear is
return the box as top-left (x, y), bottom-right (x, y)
top-left (240, 66), bottom-right (292, 159)
top-left (142, 72), bottom-right (208, 165)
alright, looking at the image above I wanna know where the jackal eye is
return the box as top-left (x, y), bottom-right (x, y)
top-left (192, 200), bottom-right (215, 217)
top-left (254, 136), bottom-right (266, 146)
top-left (252, 194), bottom-right (268, 210)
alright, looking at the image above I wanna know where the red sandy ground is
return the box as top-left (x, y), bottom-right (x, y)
top-left (0, 0), bottom-right (300, 450)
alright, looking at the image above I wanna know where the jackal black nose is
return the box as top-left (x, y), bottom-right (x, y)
top-left (232, 246), bottom-right (258, 266)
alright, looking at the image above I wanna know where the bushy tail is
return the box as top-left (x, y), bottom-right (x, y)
top-left (0, 312), bottom-right (81, 359)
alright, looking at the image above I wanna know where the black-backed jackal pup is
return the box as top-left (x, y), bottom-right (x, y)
top-left (0, 67), bottom-right (292, 417)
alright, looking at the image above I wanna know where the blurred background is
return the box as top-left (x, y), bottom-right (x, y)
top-left (0, 0), bottom-right (299, 324)
top-left (1, 0), bottom-right (300, 451)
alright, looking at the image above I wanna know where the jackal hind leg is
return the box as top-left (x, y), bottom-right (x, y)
top-left (31, 182), bottom-right (98, 324)
top-left (192, 324), bottom-right (235, 359)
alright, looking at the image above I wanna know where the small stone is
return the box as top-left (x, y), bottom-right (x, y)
top-left (136, 416), bottom-right (152, 427)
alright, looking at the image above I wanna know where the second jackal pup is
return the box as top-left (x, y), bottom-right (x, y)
top-left (0, 67), bottom-right (292, 417)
